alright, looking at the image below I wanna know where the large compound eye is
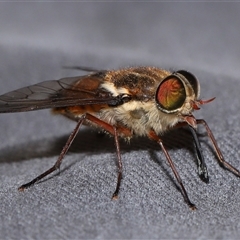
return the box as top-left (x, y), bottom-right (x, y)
top-left (156, 75), bottom-right (186, 113)
top-left (176, 70), bottom-right (200, 98)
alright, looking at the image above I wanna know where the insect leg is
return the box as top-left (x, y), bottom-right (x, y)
top-left (111, 127), bottom-right (122, 200)
top-left (188, 125), bottom-right (209, 183)
top-left (18, 113), bottom-right (126, 200)
top-left (148, 129), bottom-right (196, 210)
top-left (173, 122), bottom-right (209, 183)
top-left (18, 114), bottom-right (86, 191)
top-left (80, 114), bottom-right (128, 199)
top-left (196, 119), bottom-right (240, 177)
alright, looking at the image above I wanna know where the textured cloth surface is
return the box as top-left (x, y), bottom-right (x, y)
top-left (1, 3), bottom-right (240, 240)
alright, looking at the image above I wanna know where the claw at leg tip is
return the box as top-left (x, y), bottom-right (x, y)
top-left (190, 204), bottom-right (197, 211)
top-left (18, 186), bottom-right (25, 192)
top-left (112, 194), bottom-right (119, 200)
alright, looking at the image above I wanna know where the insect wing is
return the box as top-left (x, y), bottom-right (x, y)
top-left (0, 75), bottom-right (120, 113)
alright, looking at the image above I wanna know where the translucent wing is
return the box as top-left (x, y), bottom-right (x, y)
top-left (0, 73), bottom-right (121, 113)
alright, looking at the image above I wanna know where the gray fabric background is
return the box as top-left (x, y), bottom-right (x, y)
top-left (1, 2), bottom-right (240, 240)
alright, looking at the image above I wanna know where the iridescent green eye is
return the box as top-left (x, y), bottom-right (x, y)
top-left (156, 76), bottom-right (186, 113)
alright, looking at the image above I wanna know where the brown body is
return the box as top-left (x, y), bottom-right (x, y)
top-left (0, 66), bottom-right (239, 210)
top-left (53, 67), bottom-right (195, 137)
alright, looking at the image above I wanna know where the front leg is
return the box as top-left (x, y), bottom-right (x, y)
top-left (173, 121), bottom-right (209, 183)
top-left (196, 119), bottom-right (240, 177)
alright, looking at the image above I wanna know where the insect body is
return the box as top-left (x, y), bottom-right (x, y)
top-left (0, 66), bottom-right (239, 209)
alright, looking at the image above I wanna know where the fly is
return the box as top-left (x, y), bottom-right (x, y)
top-left (0, 66), bottom-right (239, 210)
